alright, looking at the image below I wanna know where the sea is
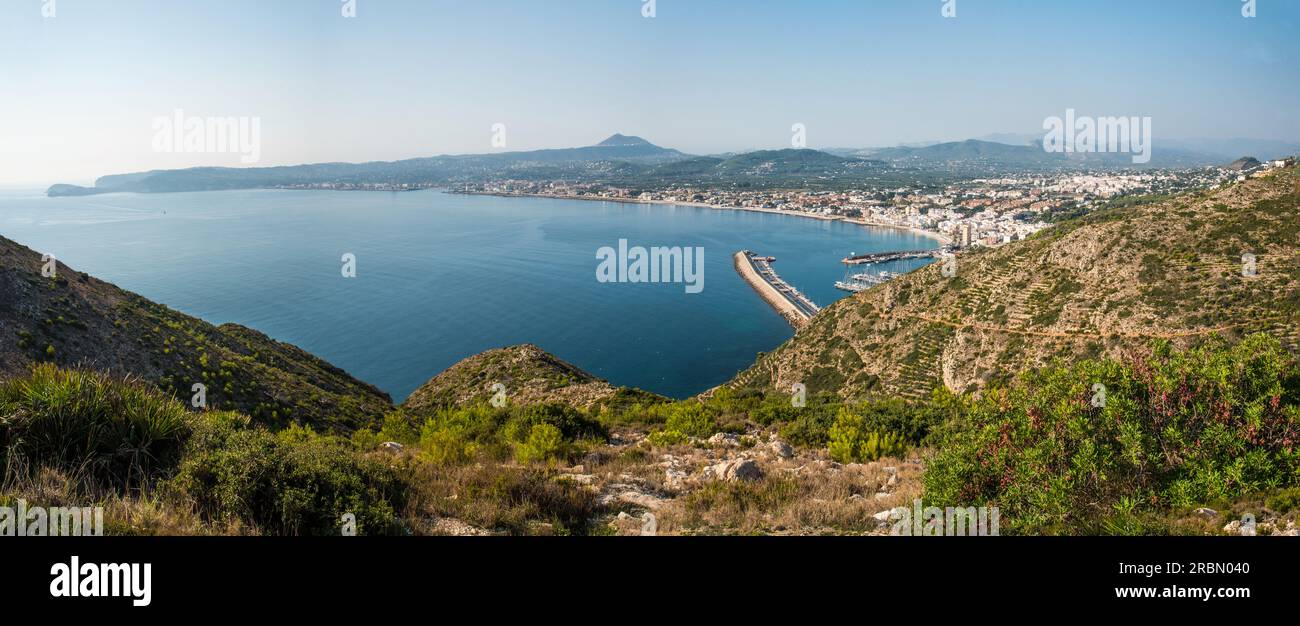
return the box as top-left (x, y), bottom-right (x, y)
top-left (0, 188), bottom-right (938, 400)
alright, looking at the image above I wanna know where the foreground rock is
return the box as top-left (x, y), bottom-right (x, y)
top-left (704, 458), bottom-right (763, 482)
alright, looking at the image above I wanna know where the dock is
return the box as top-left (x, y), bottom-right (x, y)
top-left (841, 249), bottom-right (945, 265)
top-left (734, 251), bottom-right (820, 328)
top-left (835, 270), bottom-right (902, 293)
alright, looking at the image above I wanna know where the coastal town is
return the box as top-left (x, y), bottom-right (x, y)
top-left (453, 165), bottom-right (1255, 249)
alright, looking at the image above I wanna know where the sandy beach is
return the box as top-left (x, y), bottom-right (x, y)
top-left (459, 191), bottom-right (952, 247)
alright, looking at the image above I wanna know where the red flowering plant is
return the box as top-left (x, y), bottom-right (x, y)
top-left (923, 333), bottom-right (1300, 534)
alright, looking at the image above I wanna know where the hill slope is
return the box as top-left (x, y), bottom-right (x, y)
top-left (865, 139), bottom-right (1222, 169)
top-left (732, 165), bottom-right (1300, 400)
top-left (0, 236), bottom-right (391, 431)
top-left (402, 344), bottom-right (662, 414)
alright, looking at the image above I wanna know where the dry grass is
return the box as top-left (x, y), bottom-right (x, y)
top-left (649, 456), bottom-right (925, 535)
top-left (402, 458), bottom-right (602, 536)
top-left (0, 462), bottom-right (244, 535)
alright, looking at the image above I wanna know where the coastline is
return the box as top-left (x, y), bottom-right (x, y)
top-left (457, 191), bottom-right (953, 247)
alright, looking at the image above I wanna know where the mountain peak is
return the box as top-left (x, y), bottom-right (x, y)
top-left (1225, 156), bottom-right (1262, 171)
top-left (401, 344), bottom-right (662, 413)
top-left (597, 133), bottom-right (654, 147)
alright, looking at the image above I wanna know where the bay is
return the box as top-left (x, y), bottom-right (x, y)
top-left (0, 188), bottom-right (938, 400)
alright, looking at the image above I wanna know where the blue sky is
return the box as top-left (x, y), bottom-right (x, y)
top-left (1, 0), bottom-right (1297, 185)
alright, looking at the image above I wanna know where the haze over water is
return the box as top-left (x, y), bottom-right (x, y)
top-left (0, 189), bottom-right (937, 400)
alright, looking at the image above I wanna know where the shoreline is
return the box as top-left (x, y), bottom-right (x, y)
top-left (457, 191), bottom-right (953, 247)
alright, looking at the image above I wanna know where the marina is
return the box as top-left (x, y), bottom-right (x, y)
top-left (841, 248), bottom-right (948, 265)
top-left (734, 251), bottom-right (820, 328)
top-left (835, 270), bottom-right (903, 293)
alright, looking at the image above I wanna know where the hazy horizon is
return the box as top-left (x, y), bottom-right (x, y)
top-left (3, 0), bottom-right (1298, 185)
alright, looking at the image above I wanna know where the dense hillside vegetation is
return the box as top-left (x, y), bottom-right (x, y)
top-left (7, 335), bottom-right (1294, 535)
top-left (732, 165), bottom-right (1300, 401)
top-left (925, 334), bottom-right (1300, 534)
top-left (401, 344), bottom-right (661, 414)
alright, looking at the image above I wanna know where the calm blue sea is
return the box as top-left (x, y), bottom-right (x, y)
top-left (0, 188), bottom-right (937, 400)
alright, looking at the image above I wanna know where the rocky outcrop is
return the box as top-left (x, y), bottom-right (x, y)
top-left (705, 458), bottom-right (763, 482)
top-left (402, 344), bottom-right (663, 413)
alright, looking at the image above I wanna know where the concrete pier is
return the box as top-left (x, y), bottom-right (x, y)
top-left (734, 251), bottom-right (819, 328)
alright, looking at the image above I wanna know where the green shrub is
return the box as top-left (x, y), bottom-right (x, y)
top-left (663, 402), bottom-right (718, 438)
top-left (0, 364), bottom-right (190, 488)
top-left (860, 430), bottom-right (907, 461)
top-left (1266, 487), bottom-right (1300, 513)
top-left (752, 399), bottom-right (800, 426)
top-left (502, 404), bottom-right (606, 444)
top-left (419, 427), bottom-right (476, 465)
top-left (423, 404), bottom-right (509, 445)
top-left (854, 396), bottom-right (953, 445)
top-left (0, 365), bottom-right (408, 535)
top-left (405, 403), bottom-right (603, 464)
top-left (514, 423), bottom-right (565, 463)
top-left (646, 429), bottom-right (690, 447)
top-left (169, 422), bottom-right (407, 535)
top-left (779, 410), bottom-right (836, 448)
top-left (826, 408), bottom-right (907, 463)
top-left (924, 334), bottom-right (1300, 534)
top-left (350, 427), bottom-right (383, 450)
top-left (773, 394), bottom-right (950, 450)
top-left (377, 410), bottom-right (421, 445)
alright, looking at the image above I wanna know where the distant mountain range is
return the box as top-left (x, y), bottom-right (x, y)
top-left (46, 135), bottom-right (890, 196)
top-left (47, 134), bottom-right (689, 196)
top-left (892, 133), bottom-right (1300, 160)
top-left (47, 133), bottom-right (1299, 197)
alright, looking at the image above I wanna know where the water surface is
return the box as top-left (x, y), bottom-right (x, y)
top-left (0, 189), bottom-right (937, 400)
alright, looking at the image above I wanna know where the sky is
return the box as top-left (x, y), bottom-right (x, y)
top-left (1, 0), bottom-right (1297, 186)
